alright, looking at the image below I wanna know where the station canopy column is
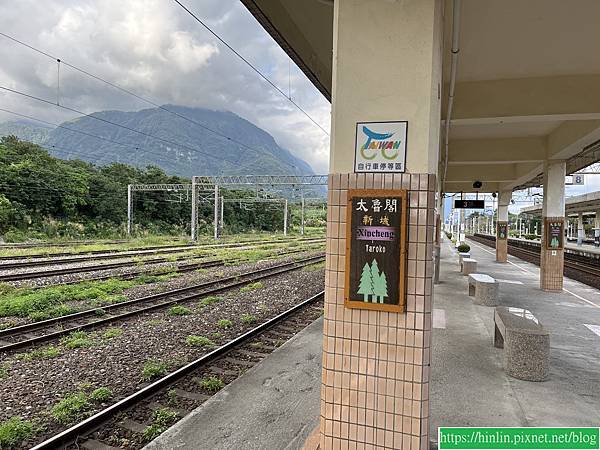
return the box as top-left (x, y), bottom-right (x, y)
top-left (496, 191), bottom-right (511, 262)
top-left (577, 212), bottom-right (585, 246)
top-left (321, 0), bottom-right (441, 448)
top-left (540, 160), bottom-right (566, 291)
top-left (595, 209), bottom-right (600, 247)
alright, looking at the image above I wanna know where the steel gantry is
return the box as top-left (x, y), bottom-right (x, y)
top-left (129, 175), bottom-right (327, 241)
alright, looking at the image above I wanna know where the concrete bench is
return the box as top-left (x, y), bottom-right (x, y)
top-left (494, 306), bottom-right (549, 381)
top-left (458, 252), bottom-right (470, 266)
top-left (468, 273), bottom-right (499, 306)
top-left (461, 258), bottom-right (477, 275)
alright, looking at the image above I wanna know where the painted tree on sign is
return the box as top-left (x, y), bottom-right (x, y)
top-left (373, 271), bottom-right (388, 303)
top-left (357, 262), bottom-right (373, 302)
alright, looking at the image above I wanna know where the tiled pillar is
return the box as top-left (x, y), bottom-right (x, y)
top-left (320, 0), bottom-right (442, 449)
top-left (540, 160), bottom-right (566, 291)
top-left (496, 191), bottom-right (511, 262)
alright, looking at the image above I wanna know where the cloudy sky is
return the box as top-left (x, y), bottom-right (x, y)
top-left (0, 0), bottom-right (332, 173)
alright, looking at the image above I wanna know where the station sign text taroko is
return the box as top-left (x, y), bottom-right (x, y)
top-left (345, 189), bottom-right (407, 313)
top-left (545, 219), bottom-right (564, 250)
top-left (354, 121), bottom-right (407, 173)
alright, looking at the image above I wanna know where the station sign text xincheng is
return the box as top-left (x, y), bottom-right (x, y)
top-left (345, 189), bottom-right (407, 313)
top-left (354, 121), bottom-right (407, 173)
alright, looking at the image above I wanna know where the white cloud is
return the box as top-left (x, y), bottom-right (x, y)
top-left (0, 0), bottom-right (331, 173)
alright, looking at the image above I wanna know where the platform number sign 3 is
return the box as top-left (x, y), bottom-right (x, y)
top-left (345, 189), bottom-right (407, 313)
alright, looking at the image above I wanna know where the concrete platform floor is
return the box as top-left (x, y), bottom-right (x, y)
top-left (146, 239), bottom-right (600, 449)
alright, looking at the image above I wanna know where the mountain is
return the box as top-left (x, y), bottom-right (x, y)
top-left (0, 106), bottom-right (314, 176)
top-left (0, 120), bottom-right (51, 144)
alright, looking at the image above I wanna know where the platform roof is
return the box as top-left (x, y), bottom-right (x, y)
top-left (521, 191), bottom-right (600, 217)
top-left (241, 0), bottom-right (600, 194)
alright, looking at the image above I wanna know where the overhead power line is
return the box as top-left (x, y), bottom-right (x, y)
top-left (171, 0), bottom-right (330, 136)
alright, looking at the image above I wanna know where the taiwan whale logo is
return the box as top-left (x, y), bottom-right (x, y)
top-left (359, 126), bottom-right (402, 160)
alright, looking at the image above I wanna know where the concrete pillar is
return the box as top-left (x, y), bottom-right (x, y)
top-left (321, 0), bottom-right (441, 448)
top-left (577, 213), bottom-right (584, 246)
top-left (191, 177), bottom-right (198, 242)
top-left (496, 191), bottom-right (511, 262)
top-left (594, 210), bottom-right (600, 247)
top-left (540, 160), bottom-right (566, 291)
top-left (283, 200), bottom-right (288, 236)
top-left (213, 185), bottom-right (219, 240)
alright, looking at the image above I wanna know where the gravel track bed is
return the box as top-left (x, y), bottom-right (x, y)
top-left (0, 250), bottom-right (323, 331)
top-left (0, 265), bottom-right (325, 449)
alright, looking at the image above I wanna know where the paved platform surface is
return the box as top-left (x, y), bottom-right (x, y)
top-left (145, 318), bottom-right (323, 450)
top-left (431, 238), bottom-right (600, 430)
top-left (148, 241), bottom-right (600, 449)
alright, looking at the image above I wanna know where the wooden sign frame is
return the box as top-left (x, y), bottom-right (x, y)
top-left (345, 189), bottom-right (408, 313)
top-left (545, 218), bottom-right (564, 250)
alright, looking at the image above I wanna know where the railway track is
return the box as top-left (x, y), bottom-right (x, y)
top-left (0, 239), bottom-right (131, 249)
top-left (28, 289), bottom-right (324, 450)
top-left (0, 254), bottom-right (325, 353)
top-left (469, 234), bottom-right (600, 289)
top-left (0, 237), bottom-right (325, 270)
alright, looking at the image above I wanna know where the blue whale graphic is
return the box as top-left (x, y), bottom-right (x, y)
top-left (362, 126), bottom-right (394, 149)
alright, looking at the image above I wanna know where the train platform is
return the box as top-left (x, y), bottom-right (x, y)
top-left (146, 240), bottom-right (600, 450)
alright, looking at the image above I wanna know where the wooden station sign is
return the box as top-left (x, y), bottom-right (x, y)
top-left (497, 221), bottom-right (508, 240)
top-left (545, 218), bottom-right (564, 250)
top-left (345, 189), bottom-right (407, 313)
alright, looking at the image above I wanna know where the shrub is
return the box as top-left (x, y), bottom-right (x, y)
top-left (199, 376), bottom-right (225, 392)
top-left (141, 360), bottom-right (167, 381)
top-left (142, 408), bottom-right (179, 442)
top-left (168, 305), bottom-right (191, 316)
top-left (199, 296), bottom-right (220, 307)
top-left (0, 417), bottom-right (35, 448)
top-left (217, 319), bottom-right (232, 329)
top-left (457, 243), bottom-right (470, 253)
top-left (185, 335), bottom-right (214, 347)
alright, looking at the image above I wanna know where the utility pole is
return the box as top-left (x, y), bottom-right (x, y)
top-left (214, 184), bottom-right (219, 240)
top-left (301, 190), bottom-right (305, 236)
top-left (283, 199), bottom-right (288, 236)
top-left (127, 184), bottom-right (133, 237)
top-left (191, 177), bottom-right (198, 242)
top-left (220, 195), bottom-right (224, 237)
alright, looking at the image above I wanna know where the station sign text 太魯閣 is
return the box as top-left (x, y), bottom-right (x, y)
top-left (345, 189), bottom-right (407, 313)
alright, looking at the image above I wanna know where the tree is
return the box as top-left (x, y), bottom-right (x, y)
top-left (357, 262), bottom-right (373, 302)
top-left (373, 270), bottom-right (388, 304)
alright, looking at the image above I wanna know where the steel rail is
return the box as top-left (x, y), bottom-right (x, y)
top-left (0, 254), bottom-right (325, 352)
top-left (29, 290), bottom-right (324, 450)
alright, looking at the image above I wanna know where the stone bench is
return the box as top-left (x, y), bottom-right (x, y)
top-left (458, 252), bottom-right (470, 267)
top-left (461, 258), bottom-right (477, 275)
top-left (494, 306), bottom-right (550, 381)
top-left (468, 273), bottom-right (499, 306)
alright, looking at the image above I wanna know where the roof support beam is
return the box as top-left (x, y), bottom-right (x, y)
top-left (448, 137), bottom-right (546, 164)
top-left (447, 75), bottom-right (600, 124)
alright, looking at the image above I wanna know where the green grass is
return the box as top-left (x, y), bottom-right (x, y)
top-left (146, 319), bottom-right (165, 326)
top-left (302, 261), bottom-right (325, 271)
top-left (61, 331), bottom-right (93, 349)
top-left (198, 376), bottom-right (225, 392)
top-left (0, 417), bottom-right (35, 448)
top-left (0, 278), bottom-right (135, 320)
top-left (141, 360), bottom-right (168, 381)
top-left (0, 363), bottom-right (8, 379)
top-left (217, 319), bottom-right (233, 329)
top-left (89, 387), bottom-right (113, 402)
top-left (168, 305), bottom-right (192, 316)
top-left (50, 387), bottom-right (113, 424)
top-left (142, 408), bottom-right (179, 442)
top-left (239, 281), bottom-right (263, 293)
top-left (240, 314), bottom-right (257, 324)
top-left (166, 389), bottom-right (178, 406)
top-left (185, 335), bottom-right (214, 347)
top-left (51, 392), bottom-right (90, 424)
top-left (102, 328), bottom-right (123, 339)
top-left (198, 296), bottom-right (221, 307)
top-left (16, 345), bottom-right (61, 361)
